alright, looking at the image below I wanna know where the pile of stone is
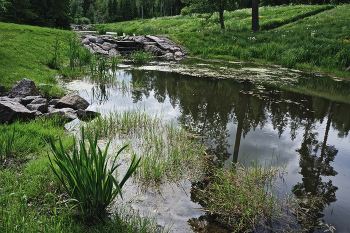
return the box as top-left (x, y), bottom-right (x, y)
top-left (80, 33), bottom-right (187, 60)
top-left (0, 79), bottom-right (98, 125)
top-left (71, 24), bottom-right (96, 31)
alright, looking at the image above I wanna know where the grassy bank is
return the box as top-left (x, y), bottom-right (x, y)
top-left (0, 23), bottom-right (167, 232)
top-left (100, 4), bottom-right (350, 79)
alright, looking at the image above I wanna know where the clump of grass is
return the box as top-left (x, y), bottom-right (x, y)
top-left (98, 27), bottom-right (107, 35)
top-left (46, 33), bottom-right (61, 70)
top-left (45, 127), bottom-right (140, 216)
top-left (0, 125), bottom-right (16, 161)
top-left (83, 109), bottom-right (204, 185)
top-left (129, 50), bottom-right (152, 65)
top-left (196, 157), bottom-right (287, 232)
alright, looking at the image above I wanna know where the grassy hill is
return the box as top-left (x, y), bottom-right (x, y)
top-left (99, 4), bottom-right (350, 78)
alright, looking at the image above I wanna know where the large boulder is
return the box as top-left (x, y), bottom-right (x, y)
top-left (144, 45), bottom-right (165, 56)
top-left (44, 108), bottom-right (78, 123)
top-left (0, 100), bottom-right (36, 124)
top-left (20, 96), bottom-right (42, 106)
top-left (9, 79), bottom-right (40, 98)
top-left (55, 93), bottom-right (89, 110)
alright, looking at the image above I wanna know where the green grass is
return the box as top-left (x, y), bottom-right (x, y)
top-left (82, 108), bottom-right (205, 185)
top-left (0, 22), bottom-right (74, 91)
top-left (97, 4), bottom-right (350, 79)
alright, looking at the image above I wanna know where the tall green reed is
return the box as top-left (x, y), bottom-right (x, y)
top-left (45, 127), bottom-right (140, 216)
top-left (47, 33), bottom-right (61, 69)
top-left (0, 125), bottom-right (16, 161)
top-left (129, 50), bottom-right (152, 65)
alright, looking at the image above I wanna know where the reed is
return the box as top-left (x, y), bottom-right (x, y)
top-left (129, 50), bottom-right (152, 65)
top-left (46, 33), bottom-right (61, 69)
top-left (195, 156), bottom-right (291, 231)
top-left (45, 127), bottom-right (140, 216)
top-left (0, 124), bottom-right (16, 161)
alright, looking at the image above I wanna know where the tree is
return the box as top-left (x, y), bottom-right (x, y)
top-left (181, 0), bottom-right (237, 29)
top-left (251, 0), bottom-right (259, 31)
top-left (0, 0), bottom-right (10, 13)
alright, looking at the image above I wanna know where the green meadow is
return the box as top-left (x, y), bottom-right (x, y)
top-left (100, 4), bottom-right (350, 78)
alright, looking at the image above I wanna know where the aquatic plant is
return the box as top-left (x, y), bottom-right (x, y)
top-left (129, 50), bottom-right (152, 65)
top-left (195, 157), bottom-right (287, 232)
top-left (45, 127), bottom-right (140, 216)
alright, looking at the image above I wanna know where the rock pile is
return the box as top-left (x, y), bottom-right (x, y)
top-left (80, 34), bottom-right (187, 60)
top-left (0, 79), bottom-right (98, 125)
top-left (71, 24), bottom-right (96, 31)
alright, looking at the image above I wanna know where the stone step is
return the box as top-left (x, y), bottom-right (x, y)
top-left (117, 47), bottom-right (140, 52)
top-left (116, 41), bottom-right (139, 47)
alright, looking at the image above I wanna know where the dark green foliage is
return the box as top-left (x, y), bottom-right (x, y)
top-left (2, 0), bottom-right (71, 29)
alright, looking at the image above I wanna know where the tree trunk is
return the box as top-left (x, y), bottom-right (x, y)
top-left (252, 0), bottom-right (259, 31)
top-left (219, 8), bottom-right (225, 29)
top-left (141, 5), bottom-right (143, 19)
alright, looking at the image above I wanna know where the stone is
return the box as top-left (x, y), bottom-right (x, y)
top-left (170, 46), bottom-right (181, 53)
top-left (26, 103), bottom-right (48, 113)
top-left (157, 41), bottom-right (170, 51)
top-left (164, 53), bottom-right (174, 60)
top-left (144, 45), bottom-right (165, 56)
top-left (99, 44), bottom-right (112, 51)
top-left (49, 99), bottom-right (60, 105)
top-left (30, 97), bottom-right (47, 105)
top-left (44, 108), bottom-right (78, 123)
top-left (20, 96), bottom-right (42, 105)
top-left (91, 43), bottom-right (109, 55)
top-left (100, 35), bottom-right (116, 43)
top-left (9, 78), bottom-right (40, 98)
top-left (109, 48), bottom-right (120, 57)
top-left (1, 96), bottom-right (21, 103)
top-left (82, 38), bottom-right (90, 45)
top-left (76, 109), bottom-right (100, 121)
top-left (174, 51), bottom-right (183, 57)
top-left (88, 36), bottom-right (98, 43)
top-left (0, 100), bottom-right (36, 124)
top-left (84, 44), bottom-right (95, 54)
top-left (146, 35), bottom-right (163, 43)
top-left (0, 84), bottom-right (4, 92)
top-left (102, 42), bottom-right (117, 49)
top-left (134, 35), bottom-right (150, 44)
top-left (55, 93), bottom-right (89, 110)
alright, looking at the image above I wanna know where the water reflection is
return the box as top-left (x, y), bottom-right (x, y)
top-left (65, 68), bottom-right (350, 232)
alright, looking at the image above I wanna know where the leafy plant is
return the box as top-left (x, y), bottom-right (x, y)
top-left (45, 127), bottom-right (140, 216)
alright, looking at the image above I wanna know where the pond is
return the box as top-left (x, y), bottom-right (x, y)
top-left (64, 59), bottom-right (350, 232)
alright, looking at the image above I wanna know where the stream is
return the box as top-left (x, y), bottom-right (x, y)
top-left (64, 59), bottom-right (350, 232)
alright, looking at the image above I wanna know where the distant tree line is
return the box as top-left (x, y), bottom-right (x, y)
top-left (0, 0), bottom-right (348, 28)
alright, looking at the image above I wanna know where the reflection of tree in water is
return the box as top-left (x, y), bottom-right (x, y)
top-left (292, 102), bottom-right (338, 224)
top-left (122, 70), bottom-right (350, 231)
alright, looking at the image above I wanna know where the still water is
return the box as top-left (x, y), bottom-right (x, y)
top-left (64, 61), bottom-right (350, 232)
